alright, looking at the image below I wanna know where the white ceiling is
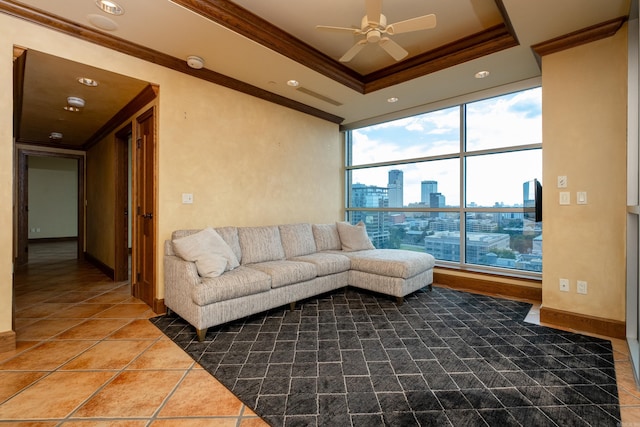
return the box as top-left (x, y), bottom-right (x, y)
top-left (7, 0), bottom-right (632, 146)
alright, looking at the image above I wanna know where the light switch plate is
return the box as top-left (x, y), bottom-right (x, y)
top-left (577, 191), bottom-right (587, 205)
top-left (182, 193), bottom-right (193, 204)
top-left (559, 191), bottom-right (570, 205)
top-left (557, 175), bottom-right (568, 188)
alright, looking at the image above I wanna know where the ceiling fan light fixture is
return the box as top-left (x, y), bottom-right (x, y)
top-left (96, 0), bottom-right (124, 16)
top-left (186, 55), bottom-right (205, 69)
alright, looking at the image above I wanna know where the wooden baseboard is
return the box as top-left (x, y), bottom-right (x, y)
top-left (84, 252), bottom-right (115, 280)
top-left (154, 298), bottom-right (166, 315)
top-left (28, 236), bottom-right (77, 244)
top-left (0, 330), bottom-right (16, 353)
top-left (540, 306), bottom-right (626, 339)
top-left (433, 269), bottom-right (542, 302)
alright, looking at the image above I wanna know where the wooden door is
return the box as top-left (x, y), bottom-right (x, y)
top-left (134, 108), bottom-right (156, 308)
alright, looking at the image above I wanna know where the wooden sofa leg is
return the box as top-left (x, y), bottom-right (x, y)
top-left (196, 328), bottom-right (208, 342)
top-left (428, 283), bottom-right (433, 291)
top-left (289, 301), bottom-right (296, 311)
top-left (396, 296), bottom-right (404, 305)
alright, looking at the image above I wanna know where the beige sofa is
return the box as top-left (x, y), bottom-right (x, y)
top-left (164, 222), bottom-right (435, 341)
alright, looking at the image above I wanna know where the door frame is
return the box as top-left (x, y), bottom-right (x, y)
top-left (16, 149), bottom-right (85, 265)
top-left (114, 124), bottom-right (132, 282)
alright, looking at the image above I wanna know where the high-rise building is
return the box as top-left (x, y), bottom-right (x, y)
top-left (421, 180), bottom-right (437, 205)
top-left (350, 183), bottom-right (389, 247)
top-left (388, 170), bottom-right (403, 207)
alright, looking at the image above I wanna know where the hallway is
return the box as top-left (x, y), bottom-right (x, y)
top-left (0, 241), bottom-right (266, 425)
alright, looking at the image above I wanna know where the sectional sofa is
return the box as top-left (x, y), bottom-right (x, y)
top-left (164, 222), bottom-right (435, 341)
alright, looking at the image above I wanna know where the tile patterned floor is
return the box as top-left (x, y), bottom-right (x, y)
top-left (1, 241), bottom-right (639, 426)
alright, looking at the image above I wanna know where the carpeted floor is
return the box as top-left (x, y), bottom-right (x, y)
top-left (151, 287), bottom-right (620, 427)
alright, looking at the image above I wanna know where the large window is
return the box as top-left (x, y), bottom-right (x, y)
top-left (346, 87), bottom-right (542, 276)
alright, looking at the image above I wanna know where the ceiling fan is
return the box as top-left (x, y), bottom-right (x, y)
top-left (316, 0), bottom-right (437, 62)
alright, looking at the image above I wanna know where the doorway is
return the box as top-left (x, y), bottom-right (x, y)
top-left (16, 150), bottom-right (84, 265)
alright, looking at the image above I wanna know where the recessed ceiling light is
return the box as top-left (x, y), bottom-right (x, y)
top-left (95, 0), bottom-right (124, 15)
top-left (387, 97), bottom-right (398, 103)
top-left (475, 70), bottom-right (490, 79)
top-left (77, 77), bottom-right (98, 87)
top-left (287, 80), bottom-right (300, 87)
top-left (49, 132), bottom-right (63, 140)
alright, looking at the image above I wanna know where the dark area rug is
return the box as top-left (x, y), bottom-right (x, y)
top-left (150, 287), bottom-right (620, 427)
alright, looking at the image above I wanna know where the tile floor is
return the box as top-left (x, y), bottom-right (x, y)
top-left (1, 241), bottom-right (639, 426)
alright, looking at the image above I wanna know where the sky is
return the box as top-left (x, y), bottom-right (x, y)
top-left (350, 87), bottom-right (542, 207)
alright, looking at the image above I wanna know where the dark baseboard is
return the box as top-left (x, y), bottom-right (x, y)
top-left (433, 269), bottom-right (542, 302)
top-left (0, 330), bottom-right (16, 353)
top-left (28, 236), bottom-right (77, 244)
top-left (540, 306), bottom-right (626, 339)
top-left (84, 252), bottom-right (115, 280)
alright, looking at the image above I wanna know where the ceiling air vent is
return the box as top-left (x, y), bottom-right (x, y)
top-left (296, 87), bottom-right (342, 107)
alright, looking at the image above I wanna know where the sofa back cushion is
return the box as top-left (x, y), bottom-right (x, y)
top-left (238, 225), bottom-right (286, 264)
top-left (171, 227), bottom-right (241, 266)
top-left (312, 223), bottom-right (342, 251)
top-left (279, 223), bottom-right (317, 258)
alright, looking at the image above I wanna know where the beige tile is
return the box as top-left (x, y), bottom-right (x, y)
top-left (239, 417), bottom-right (270, 427)
top-left (0, 371), bottom-right (115, 419)
top-left (54, 304), bottom-right (114, 319)
top-left (15, 302), bottom-right (74, 318)
top-left (73, 370), bottom-right (184, 418)
top-left (0, 371), bottom-right (47, 402)
top-left (622, 406), bottom-right (640, 424)
top-left (0, 341), bottom-right (39, 363)
top-left (16, 318), bottom-right (85, 341)
top-left (85, 292), bottom-right (133, 305)
top-left (0, 340), bottom-right (96, 370)
top-left (150, 419), bottom-right (238, 427)
top-left (94, 304), bottom-right (155, 319)
top-left (109, 319), bottom-right (165, 339)
top-left (61, 340), bottom-right (154, 370)
top-left (58, 421), bottom-right (148, 426)
top-left (127, 339), bottom-right (195, 370)
top-left (56, 318), bottom-right (132, 340)
top-left (158, 370), bottom-right (243, 417)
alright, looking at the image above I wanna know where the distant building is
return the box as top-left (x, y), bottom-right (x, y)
top-left (388, 170), bottom-right (403, 207)
top-left (350, 183), bottom-right (389, 247)
top-left (421, 180), bottom-right (437, 205)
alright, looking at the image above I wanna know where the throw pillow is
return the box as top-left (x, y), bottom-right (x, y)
top-left (172, 227), bottom-right (240, 277)
top-left (336, 221), bottom-right (375, 252)
top-left (312, 223), bottom-right (342, 251)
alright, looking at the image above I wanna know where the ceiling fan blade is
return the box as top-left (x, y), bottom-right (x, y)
top-left (365, 0), bottom-right (382, 27)
top-left (316, 25), bottom-right (361, 34)
top-left (386, 14), bottom-right (436, 35)
top-left (339, 40), bottom-right (368, 62)
top-left (379, 37), bottom-right (408, 61)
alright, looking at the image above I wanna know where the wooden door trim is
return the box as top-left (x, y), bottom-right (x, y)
top-left (114, 124), bottom-right (131, 282)
top-left (16, 149), bottom-right (85, 263)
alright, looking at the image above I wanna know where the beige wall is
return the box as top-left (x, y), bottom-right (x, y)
top-left (542, 26), bottom-right (628, 322)
top-left (0, 14), bottom-right (342, 333)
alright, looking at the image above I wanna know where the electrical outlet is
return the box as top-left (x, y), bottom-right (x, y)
top-left (577, 280), bottom-right (588, 295)
top-left (559, 278), bottom-right (569, 292)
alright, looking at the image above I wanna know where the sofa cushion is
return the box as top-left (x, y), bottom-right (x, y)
top-left (345, 249), bottom-right (435, 279)
top-left (336, 221), bottom-right (375, 252)
top-left (192, 266), bottom-right (272, 305)
top-left (172, 227), bottom-right (240, 277)
top-left (246, 260), bottom-right (317, 289)
top-left (290, 252), bottom-right (350, 276)
top-left (279, 223), bottom-right (317, 258)
top-left (214, 226), bottom-right (242, 264)
top-left (238, 226), bottom-right (286, 264)
top-left (312, 223), bottom-right (342, 251)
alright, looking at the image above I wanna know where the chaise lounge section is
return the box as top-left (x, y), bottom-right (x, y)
top-left (164, 222), bottom-right (435, 341)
